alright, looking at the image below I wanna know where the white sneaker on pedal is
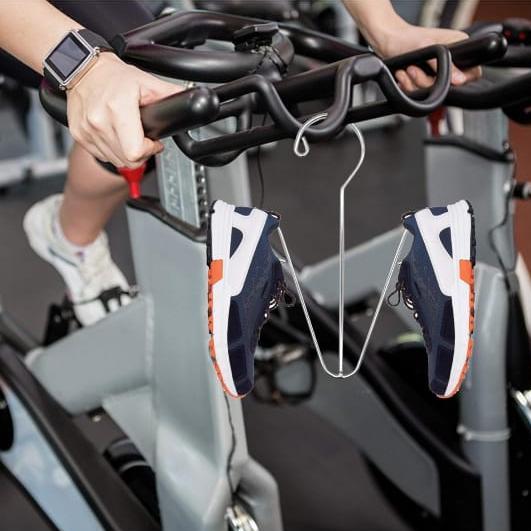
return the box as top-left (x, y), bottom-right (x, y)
top-left (23, 194), bottom-right (132, 327)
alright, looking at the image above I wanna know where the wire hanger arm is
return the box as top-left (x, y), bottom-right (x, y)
top-left (278, 113), bottom-right (408, 378)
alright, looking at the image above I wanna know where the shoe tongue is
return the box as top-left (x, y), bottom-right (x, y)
top-left (271, 258), bottom-right (284, 290)
top-left (397, 258), bottom-right (412, 299)
top-left (402, 214), bottom-right (418, 235)
top-left (78, 235), bottom-right (110, 276)
top-left (265, 213), bottom-right (280, 234)
top-left (261, 251), bottom-right (286, 319)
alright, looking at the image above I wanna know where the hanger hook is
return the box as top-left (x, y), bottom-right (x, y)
top-left (293, 112), bottom-right (328, 157)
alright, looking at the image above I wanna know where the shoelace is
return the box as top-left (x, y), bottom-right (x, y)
top-left (387, 279), bottom-right (418, 319)
top-left (252, 280), bottom-right (294, 351)
top-left (387, 277), bottom-right (433, 351)
top-left (78, 237), bottom-right (113, 283)
top-left (265, 280), bottom-right (295, 320)
top-left (75, 237), bottom-right (136, 306)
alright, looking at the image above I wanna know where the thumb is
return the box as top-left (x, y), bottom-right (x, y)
top-left (142, 137), bottom-right (164, 156)
top-left (451, 66), bottom-right (467, 86)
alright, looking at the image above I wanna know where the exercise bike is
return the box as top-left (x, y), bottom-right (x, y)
top-left (0, 9), bottom-right (517, 531)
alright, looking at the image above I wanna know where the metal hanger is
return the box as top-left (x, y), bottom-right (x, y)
top-left (276, 112), bottom-right (408, 378)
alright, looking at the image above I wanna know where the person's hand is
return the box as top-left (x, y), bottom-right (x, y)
top-left (66, 53), bottom-right (184, 168)
top-left (370, 22), bottom-right (481, 92)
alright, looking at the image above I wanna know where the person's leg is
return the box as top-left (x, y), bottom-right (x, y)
top-left (60, 144), bottom-right (128, 246)
top-left (16, 0), bottom-right (157, 324)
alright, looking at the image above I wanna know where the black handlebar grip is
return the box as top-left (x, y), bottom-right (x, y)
top-left (39, 83), bottom-right (220, 140)
top-left (491, 45), bottom-right (531, 68)
top-left (385, 32), bottom-right (507, 74)
top-left (449, 32), bottom-right (507, 70)
top-left (38, 82), bottom-right (69, 128)
top-left (139, 87), bottom-right (220, 139)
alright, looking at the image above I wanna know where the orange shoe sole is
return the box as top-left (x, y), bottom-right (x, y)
top-left (207, 257), bottom-right (244, 399)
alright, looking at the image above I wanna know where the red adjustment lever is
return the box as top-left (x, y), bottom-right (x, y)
top-left (428, 107), bottom-right (446, 138)
top-left (119, 163), bottom-right (147, 199)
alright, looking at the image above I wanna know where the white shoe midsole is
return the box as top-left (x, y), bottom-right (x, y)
top-left (415, 199), bottom-right (473, 396)
top-left (210, 201), bottom-right (237, 395)
top-left (446, 200), bottom-right (472, 396)
top-left (209, 201), bottom-right (268, 396)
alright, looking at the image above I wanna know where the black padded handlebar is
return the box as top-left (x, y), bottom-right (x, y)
top-left (40, 10), bottom-right (521, 166)
top-left (111, 11), bottom-right (295, 83)
top-left (39, 11), bottom-right (457, 143)
top-left (467, 20), bottom-right (531, 67)
top-left (39, 46), bottom-right (451, 143)
top-left (39, 85), bottom-right (221, 140)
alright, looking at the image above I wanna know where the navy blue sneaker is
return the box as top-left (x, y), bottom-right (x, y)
top-left (207, 200), bottom-right (287, 398)
top-left (390, 200), bottom-right (476, 398)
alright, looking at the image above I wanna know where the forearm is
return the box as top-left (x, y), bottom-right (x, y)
top-left (342, 0), bottom-right (408, 52)
top-left (0, 0), bottom-right (82, 74)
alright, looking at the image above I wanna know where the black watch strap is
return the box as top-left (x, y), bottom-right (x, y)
top-left (78, 29), bottom-right (113, 53)
top-left (44, 65), bottom-right (60, 90)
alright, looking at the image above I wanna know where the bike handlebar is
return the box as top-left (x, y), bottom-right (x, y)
top-left (39, 84), bottom-right (221, 140)
top-left (39, 44), bottom-right (451, 143)
top-left (467, 19), bottom-right (531, 67)
top-left (111, 11), bottom-right (295, 83)
top-left (40, 10), bottom-right (520, 166)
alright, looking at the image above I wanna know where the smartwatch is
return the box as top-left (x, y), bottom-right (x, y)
top-left (43, 29), bottom-right (114, 91)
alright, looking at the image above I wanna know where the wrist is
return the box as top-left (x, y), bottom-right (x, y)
top-left (363, 16), bottom-right (411, 57)
top-left (68, 52), bottom-right (120, 92)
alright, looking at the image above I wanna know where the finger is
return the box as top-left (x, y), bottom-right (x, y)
top-left (95, 121), bottom-right (140, 168)
top-left (81, 105), bottom-right (122, 165)
top-left (395, 70), bottom-right (415, 93)
top-left (406, 66), bottom-right (434, 89)
top-left (91, 136), bottom-right (124, 168)
top-left (462, 65), bottom-right (482, 83)
top-left (120, 138), bottom-right (163, 169)
top-left (395, 70), bottom-right (410, 91)
top-left (451, 65), bottom-right (468, 86)
top-left (427, 58), bottom-right (474, 87)
top-left (70, 126), bottom-right (110, 164)
top-left (112, 97), bottom-right (164, 167)
top-left (82, 123), bottom-right (124, 168)
top-left (84, 113), bottom-right (127, 167)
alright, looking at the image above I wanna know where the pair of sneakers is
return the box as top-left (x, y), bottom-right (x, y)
top-left (207, 199), bottom-right (475, 399)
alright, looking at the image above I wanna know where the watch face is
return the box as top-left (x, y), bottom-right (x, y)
top-left (47, 33), bottom-right (91, 80)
